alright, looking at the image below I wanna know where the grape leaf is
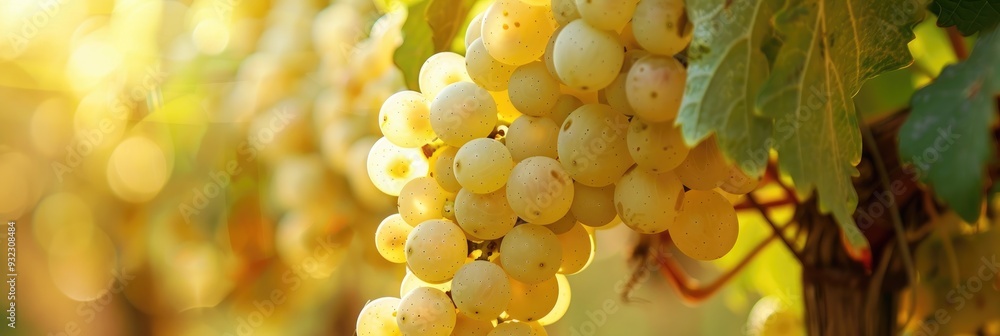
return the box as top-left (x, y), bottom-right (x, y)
top-left (753, 0), bottom-right (921, 249)
top-left (898, 27), bottom-right (1000, 222)
top-left (677, 0), bottom-right (781, 178)
top-left (394, 0), bottom-right (436, 91)
top-left (427, 0), bottom-right (477, 51)
top-left (931, 0), bottom-right (1000, 36)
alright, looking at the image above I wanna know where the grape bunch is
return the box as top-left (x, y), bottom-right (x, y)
top-left (358, 0), bottom-right (761, 333)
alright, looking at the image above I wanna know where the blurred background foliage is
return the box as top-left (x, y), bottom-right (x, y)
top-left (0, 0), bottom-right (970, 335)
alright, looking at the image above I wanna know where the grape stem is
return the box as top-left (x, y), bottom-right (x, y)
top-left (946, 26), bottom-right (969, 60)
top-left (654, 224), bottom-right (788, 304)
top-left (746, 193), bottom-right (804, 262)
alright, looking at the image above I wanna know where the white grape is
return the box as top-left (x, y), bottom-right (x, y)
top-left (356, 297), bottom-right (402, 336)
top-left (551, 0), bottom-right (580, 26)
top-left (506, 157), bottom-right (575, 224)
top-left (552, 20), bottom-right (624, 92)
top-left (368, 137), bottom-right (430, 196)
top-left (719, 165), bottom-right (760, 195)
top-left (508, 62), bottom-right (561, 116)
top-left (405, 219), bottom-right (469, 283)
top-left (379, 90), bottom-right (436, 148)
top-left (500, 224), bottom-right (562, 284)
top-left (614, 168), bottom-right (684, 234)
top-left (544, 212), bottom-right (577, 234)
top-left (430, 146), bottom-right (463, 192)
top-left (556, 223), bottom-right (594, 274)
top-left (506, 276), bottom-right (559, 322)
top-left (455, 187), bottom-right (518, 240)
top-left (430, 82), bottom-right (498, 147)
top-left (400, 270), bottom-right (452, 298)
top-left (452, 261), bottom-right (512, 321)
top-left (397, 287), bottom-right (457, 336)
top-left (481, 0), bottom-right (556, 66)
top-left (671, 189), bottom-right (739, 261)
top-left (376, 214), bottom-right (414, 263)
top-left (625, 54), bottom-right (685, 122)
top-left (547, 94), bottom-right (582, 126)
top-left (574, 0), bottom-right (639, 32)
top-left (569, 182), bottom-right (617, 227)
top-left (452, 314), bottom-right (495, 336)
top-left (632, 0), bottom-right (692, 56)
top-left (537, 274), bottom-right (571, 325)
top-left (557, 104), bottom-right (633, 187)
top-left (466, 12), bottom-right (485, 49)
top-left (398, 177), bottom-right (455, 226)
top-left (506, 115), bottom-right (559, 161)
top-left (420, 52), bottom-right (473, 98)
top-left (488, 322), bottom-right (533, 336)
top-left (626, 117), bottom-right (689, 173)
top-left (454, 138), bottom-right (514, 194)
top-left (466, 37), bottom-right (517, 91)
top-left (674, 137), bottom-right (730, 190)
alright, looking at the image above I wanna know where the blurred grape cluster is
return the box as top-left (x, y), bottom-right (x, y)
top-left (0, 0), bottom-right (413, 334)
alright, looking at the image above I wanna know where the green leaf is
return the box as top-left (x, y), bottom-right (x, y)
top-left (898, 27), bottom-right (1000, 222)
top-left (394, 0), bottom-right (436, 91)
top-left (930, 0), bottom-right (1000, 36)
top-left (427, 0), bottom-right (477, 52)
top-left (754, 0), bottom-right (921, 250)
top-left (677, 0), bottom-right (781, 178)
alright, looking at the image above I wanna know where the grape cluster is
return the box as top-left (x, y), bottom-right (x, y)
top-left (358, 0), bottom-right (761, 334)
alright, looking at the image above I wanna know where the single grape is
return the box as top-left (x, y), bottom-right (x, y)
top-left (626, 117), bottom-right (689, 173)
top-left (543, 212), bottom-right (577, 234)
top-left (506, 157), bottom-right (575, 224)
top-left (454, 138), bottom-right (514, 193)
top-left (488, 322), bottom-right (533, 336)
top-left (569, 182), bottom-right (617, 227)
top-left (466, 12), bottom-right (485, 49)
top-left (400, 269), bottom-right (452, 297)
top-left (614, 168), bottom-right (684, 234)
top-left (398, 176), bottom-right (455, 226)
top-left (508, 61), bottom-right (561, 116)
top-left (466, 37), bottom-right (517, 91)
top-left (719, 165), bottom-right (761, 195)
top-left (420, 52), bottom-right (473, 98)
top-left (500, 224), bottom-right (562, 284)
top-left (552, 20), bottom-right (624, 92)
top-left (671, 190), bottom-right (739, 261)
top-left (481, 0), bottom-right (556, 66)
top-left (506, 115), bottom-right (559, 161)
top-left (452, 314), bottom-right (495, 336)
top-left (491, 89), bottom-right (524, 124)
top-left (632, 0), bottom-right (692, 56)
top-left (452, 261), bottom-right (512, 321)
top-left (505, 276), bottom-right (559, 322)
top-left (557, 104), bottom-right (633, 187)
top-left (356, 297), bottom-right (402, 336)
top-left (625, 54), bottom-right (685, 122)
top-left (574, 0), bottom-right (638, 31)
top-left (600, 50), bottom-right (649, 116)
top-left (556, 223), bottom-right (595, 274)
top-left (546, 94), bottom-right (582, 126)
top-left (430, 82), bottom-right (498, 147)
top-left (397, 287), bottom-right (457, 336)
top-left (379, 91), bottom-right (436, 148)
top-left (430, 146), bottom-right (463, 192)
top-left (674, 137), bottom-right (730, 190)
top-left (455, 187), bottom-right (518, 240)
top-left (376, 214), bottom-right (414, 263)
top-left (367, 137), bottom-right (430, 196)
top-left (537, 274), bottom-right (571, 325)
top-left (405, 219), bottom-right (469, 283)
top-left (551, 0), bottom-right (580, 26)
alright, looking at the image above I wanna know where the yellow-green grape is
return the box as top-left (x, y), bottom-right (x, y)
top-left (626, 117), bottom-right (689, 173)
top-left (537, 274), bottom-right (571, 325)
top-left (614, 168), bottom-right (684, 234)
top-left (544, 212), bottom-right (577, 234)
top-left (397, 287), bottom-right (457, 336)
top-left (368, 137), bottom-right (430, 196)
top-left (625, 54), bottom-right (685, 122)
top-left (542, 25), bottom-right (564, 83)
top-left (420, 52), bottom-right (473, 98)
top-left (719, 165), bottom-right (761, 195)
top-left (506, 116), bottom-right (559, 161)
top-left (553, 20), bottom-right (624, 92)
top-left (398, 177), bottom-right (455, 226)
top-left (488, 322), bottom-right (533, 336)
top-left (569, 182), bottom-right (617, 227)
top-left (500, 224), bottom-right (562, 284)
top-left (506, 276), bottom-right (559, 322)
top-left (431, 146), bottom-right (463, 192)
top-left (491, 89), bottom-right (524, 124)
top-left (560, 84), bottom-right (601, 104)
top-left (632, 0), bottom-right (692, 56)
top-left (405, 219), bottom-right (469, 283)
top-left (452, 261), bottom-right (512, 321)
top-left (556, 223), bottom-right (595, 274)
top-left (454, 138), bottom-right (514, 193)
top-left (601, 49), bottom-right (649, 116)
top-left (430, 82), bottom-right (499, 147)
top-left (547, 94), bottom-right (582, 126)
top-left (518, 0), bottom-right (550, 7)
top-left (347, 137), bottom-right (397, 211)
top-left (551, 0), bottom-right (580, 26)
top-left (527, 322), bottom-right (548, 336)
top-left (376, 214), bottom-right (414, 263)
top-left (455, 187), bottom-right (518, 240)
top-left (671, 190), bottom-right (739, 261)
top-left (466, 12), bottom-right (485, 49)
top-left (400, 269), bottom-right (452, 297)
top-left (379, 91), bottom-right (436, 148)
top-left (356, 297), bottom-right (402, 336)
top-left (481, 0), bottom-right (556, 66)
top-left (618, 20), bottom-right (642, 51)
top-left (557, 104), bottom-right (633, 187)
top-left (508, 62), bottom-right (561, 116)
top-left (574, 0), bottom-right (638, 32)
top-left (452, 314), bottom-right (495, 336)
top-left (467, 38), bottom-right (518, 91)
top-left (506, 157), bottom-right (575, 224)
top-left (714, 188), bottom-right (745, 205)
top-left (674, 138), bottom-right (730, 190)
